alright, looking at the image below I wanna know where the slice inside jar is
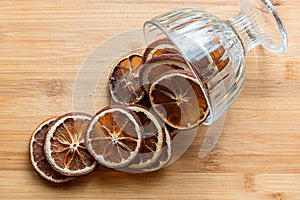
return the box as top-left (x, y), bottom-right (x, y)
top-left (149, 69), bottom-right (209, 130)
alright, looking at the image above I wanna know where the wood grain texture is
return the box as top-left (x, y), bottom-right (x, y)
top-left (0, 0), bottom-right (299, 199)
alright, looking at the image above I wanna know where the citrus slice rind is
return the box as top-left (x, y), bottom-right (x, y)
top-left (109, 54), bottom-right (145, 105)
top-left (44, 113), bottom-right (97, 176)
top-left (142, 126), bottom-right (172, 172)
top-left (86, 106), bottom-right (142, 169)
top-left (126, 105), bottom-right (164, 171)
top-left (143, 38), bottom-right (180, 62)
top-left (29, 117), bottom-right (74, 183)
top-left (140, 54), bottom-right (191, 93)
top-left (149, 70), bottom-right (209, 130)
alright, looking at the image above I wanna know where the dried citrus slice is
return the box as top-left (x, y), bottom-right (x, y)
top-left (125, 105), bottom-right (165, 171)
top-left (140, 54), bottom-right (190, 93)
top-left (143, 127), bottom-right (172, 172)
top-left (165, 124), bottom-right (179, 140)
top-left (137, 95), bottom-right (152, 109)
top-left (86, 106), bottom-right (142, 168)
top-left (29, 117), bottom-right (74, 183)
top-left (209, 39), bottom-right (229, 72)
top-left (44, 113), bottom-right (97, 176)
top-left (143, 38), bottom-right (180, 62)
top-left (109, 54), bottom-right (145, 105)
top-left (149, 70), bottom-right (209, 130)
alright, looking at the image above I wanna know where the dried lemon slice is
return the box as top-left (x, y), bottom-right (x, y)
top-left (140, 54), bottom-right (190, 93)
top-left (143, 38), bottom-right (180, 62)
top-left (109, 54), bottom-right (145, 105)
top-left (126, 105), bottom-right (165, 171)
top-left (149, 70), bottom-right (209, 129)
top-left (29, 117), bottom-right (74, 183)
top-left (143, 126), bottom-right (172, 172)
top-left (86, 106), bottom-right (142, 168)
top-left (44, 113), bottom-right (97, 176)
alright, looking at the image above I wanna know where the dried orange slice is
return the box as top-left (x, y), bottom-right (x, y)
top-left (137, 95), bottom-right (152, 109)
top-left (149, 70), bottom-right (209, 130)
top-left (209, 39), bottom-right (229, 72)
top-left (165, 124), bottom-right (179, 140)
top-left (109, 54), bottom-right (145, 105)
top-left (86, 106), bottom-right (142, 169)
top-left (44, 113), bottom-right (97, 176)
top-left (29, 117), bottom-right (74, 183)
top-left (126, 105), bottom-right (165, 171)
top-left (143, 127), bottom-right (172, 172)
top-left (143, 38), bottom-right (180, 62)
top-left (140, 54), bottom-right (190, 93)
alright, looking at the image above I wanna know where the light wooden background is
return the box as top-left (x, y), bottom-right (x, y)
top-left (1, 0), bottom-right (300, 199)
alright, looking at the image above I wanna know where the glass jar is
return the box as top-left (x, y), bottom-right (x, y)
top-left (144, 0), bottom-right (288, 125)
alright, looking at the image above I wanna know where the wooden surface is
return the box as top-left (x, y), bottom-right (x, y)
top-left (1, 0), bottom-right (299, 199)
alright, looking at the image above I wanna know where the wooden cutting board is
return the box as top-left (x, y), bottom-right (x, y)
top-left (1, 0), bottom-right (300, 199)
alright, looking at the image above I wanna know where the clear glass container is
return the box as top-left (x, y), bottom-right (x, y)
top-left (144, 0), bottom-right (288, 125)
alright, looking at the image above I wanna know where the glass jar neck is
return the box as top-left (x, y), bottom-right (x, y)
top-left (226, 11), bottom-right (263, 54)
top-left (226, 0), bottom-right (287, 55)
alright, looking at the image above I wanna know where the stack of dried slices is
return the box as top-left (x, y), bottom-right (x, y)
top-left (29, 38), bottom-right (226, 183)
